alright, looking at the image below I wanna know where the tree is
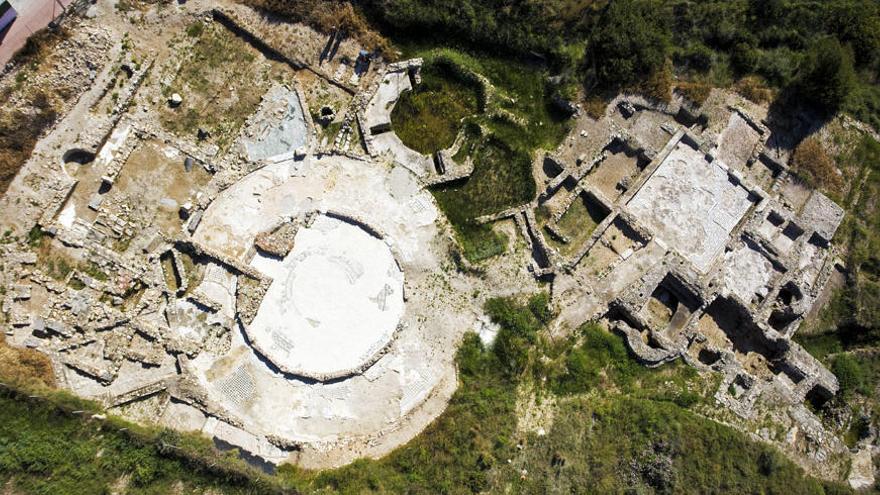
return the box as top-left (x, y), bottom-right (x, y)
top-left (749, 0), bottom-right (784, 24)
top-left (586, 0), bottom-right (670, 89)
top-left (832, 353), bottom-right (865, 398)
top-left (795, 37), bottom-right (857, 113)
top-left (824, 1), bottom-right (880, 66)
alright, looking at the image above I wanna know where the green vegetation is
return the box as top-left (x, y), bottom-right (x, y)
top-left (491, 396), bottom-right (843, 493)
top-left (389, 49), bottom-right (570, 262)
top-left (79, 261), bottom-right (109, 283)
top-left (545, 194), bottom-right (606, 257)
top-left (364, 0), bottom-right (880, 126)
top-left (297, 332), bottom-right (518, 493)
top-left (796, 37), bottom-right (857, 114)
top-left (26, 226), bottom-right (44, 248)
top-left (0, 293), bottom-right (847, 493)
top-left (43, 257), bottom-right (73, 282)
top-left (185, 21), bottom-right (205, 38)
top-left (433, 136), bottom-right (532, 261)
top-left (363, 0), bottom-right (586, 58)
top-left (0, 390), bottom-right (283, 495)
top-left (791, 136), bottom-right (844, 197)
top-left (585, 0), bottom-right (670, 91)
top-left (161, 23), bottom-right (288, 150)
top-left (832, 353), bottom-right (868, 398)
top-left (296, 294), bottom-right (845, 493)
top-left (805, 137), bottom-right (880, 339)
top-left (796, 135), bottom-right (880, 440)
top-left (545, 323), bottom-right (649, 396)
top-left (391, 64), bottom-right (480, 154)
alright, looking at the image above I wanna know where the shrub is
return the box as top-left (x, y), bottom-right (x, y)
top-left (527, 292), bottom-right (553, 324)
top-left (794, 37), bottom-right (857, 113)
top-left (487, 297), bottom-right (540, 376)
top-left (733, 75), bottom-right (774, 104)
top-left (185, 21), bottom-right (204, 38)
top-left (832, 353), bottom-right (866, 397)
top-left (550, 323), bottom-right (643, 395)
top-left (790, 137), bottom-right (843, 194)
top-left (676, 81), bottom-right (712, 106)
top-left (586, 0), bottom-right (670, 89)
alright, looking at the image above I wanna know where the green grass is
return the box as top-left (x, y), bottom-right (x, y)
top-left (0, 391), bottom-right (281, 495)
top-left (545, 194), bottom-right (608, 257)
top-left (799, 137), bottom-right (880, 351)
top-left (433, 137), bottom-right (531, 263)
top-left (492, 395), bottom-right (845, 494)
top-left (389, 48), bottom-right (570, 263)
top-left (0, 294), bottom-right (850, 494)
top-left (292, 295), bottom-right (847, 494)
top-left (391, 64), bottom-right (480, 154)
top-left (161, 23), bottom-right (285, 150)
top-left (434, 136), bottom-right (533, 214)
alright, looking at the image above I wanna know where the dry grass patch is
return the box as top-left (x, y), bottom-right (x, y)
top-left (791, 137), bottom-right (844, 195)
top-left (0, 28), bottom-right (70, 195)
top-left (0, 335), bottom-right (54, 389)
top-left (241, 0), bottom-right (392, 55)
top-left (159, 23), bottom-right (292, 150)
top-left (733, 76), bottom-right (774, 105)
top-left (676, 81), bottom-right (712, 106)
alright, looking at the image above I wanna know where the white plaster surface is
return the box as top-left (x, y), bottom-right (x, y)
top-left (188, 154), bottom-right (475, 467)
top-left (364, 69), bottom-right (412, 130)
top-left (371, 131), bottom-right (432, 177)
top-left (247, 215), bottom-right (404, 378)
top-left (721, 242), bottom-right (779, 304)
top-left (627, 142), bottom-right (756, 272)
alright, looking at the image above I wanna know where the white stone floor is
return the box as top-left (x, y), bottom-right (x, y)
top-left (247, 214), bottom-right (404, 379)
top-left (186, 154), bottom-right (476, 467)
top-left (626, 142), bottom-right (756, 272)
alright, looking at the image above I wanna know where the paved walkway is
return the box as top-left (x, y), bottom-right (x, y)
top-left (0, 0), bottom-right (75, 66)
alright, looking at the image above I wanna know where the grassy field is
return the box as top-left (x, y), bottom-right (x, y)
top-left (159, 22), bottom-right (291, 150)
top-left (544, 194), bottom-right (607, 257)
top-left (391, 64), bottom-right (480, 154)
top-left (290, 295), bottom-right (849, 494)
top-left (0, 391), bottom-right (285, 495)
top-left (0, 294), bottom-right (851, 494)
top-left (433, 137), bottom-right (534, 261)
top-left (389, 48), bottom-right (570, 262)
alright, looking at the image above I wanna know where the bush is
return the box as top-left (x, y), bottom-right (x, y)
top-left (486, 294), bottom-right (548, 377)
top-left (790, 137), bottom-right (843, 194)
top-left (550, 323), bottom-right (643, 395)
top-left (527, 292), bottom-right (553, 324)
top-left (832, 353), bottom-right (866, 397)
top-left (586, 0), bottom-right (670, 89)
top-left (733, 75), bottom-right (774, 104)
top-left (185, 21), bottom-right (204, 38)
top-left (795, 37), bottom-right (857, 113)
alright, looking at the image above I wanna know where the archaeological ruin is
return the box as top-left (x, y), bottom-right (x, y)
top-left (0, 0), bottom-right (865, 484)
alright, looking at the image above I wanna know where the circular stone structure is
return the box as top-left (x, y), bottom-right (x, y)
top-left (190, 152), bottom-right (476, 468)
top-left (247, 213), bottom-right (405, 380)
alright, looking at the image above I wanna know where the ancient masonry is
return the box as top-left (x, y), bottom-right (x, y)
top-left (0, 6), bottom-right (480, 470)
top-left (473, 92), bottom-right (851, 472)
top-left (0, 0), bottom-right (863, 482)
